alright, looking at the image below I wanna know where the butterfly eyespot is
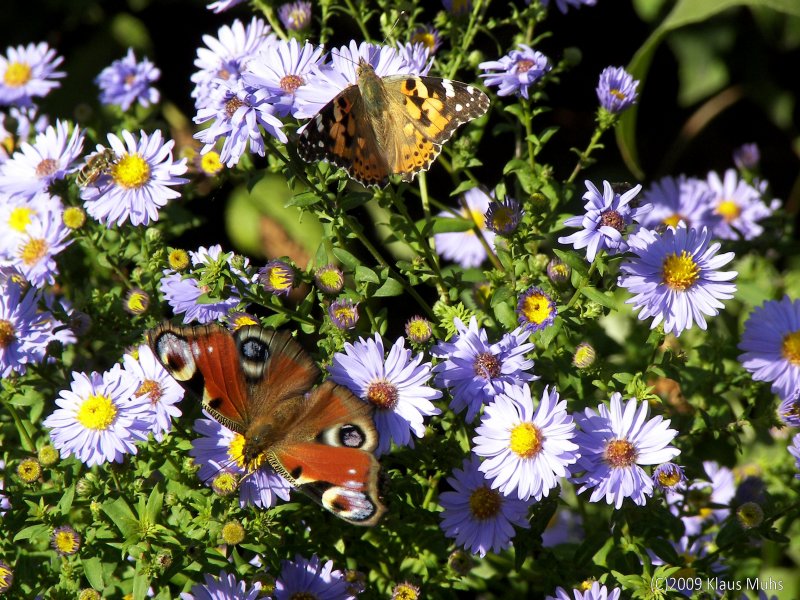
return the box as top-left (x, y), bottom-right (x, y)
top-left (340, 424), bottom-right (366, 448)
top-left (154, 331), bottom-right (196, 381)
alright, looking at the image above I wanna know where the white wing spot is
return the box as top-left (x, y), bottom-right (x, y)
top-left (455, 103), bottom-right (463, 112)
top-left (442, 80), bottom-right (455, 97)
top-left (466, 86), bottom-right (475, 95)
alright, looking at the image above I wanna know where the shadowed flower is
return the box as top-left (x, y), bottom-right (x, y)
top-left (618, 226), bottom-right (737, 337)
top-left (572, 342), bottom-right (596, 369)
top-left (596, 66), bottom-right (638, 114)
top-left (473, 384), bottom-right (579, 501)
top-left (702, 168), bottom-right (779, 240)
top-left (485, 197), bottom-right (523, 235)
top-left (328, 333), bottom-right (441, 455)
top-left (328, 298), bottom-right (359, 330)
top-left (275, 554), bottom-right (355, 600)
top-left (123, 288), bottom-right (150, 316)
top-left (51, 525), bottom-right (81, 556)
top-left (258, 260), bottom-right (295, 296)
top-left (479, 44), bottom-right (550, 99)
top-left (738, 296), bottom-right (800, 401)
top-left (789, 434), bottom-right (800, 479)
top-left (0, 559), bottom-right (11, 593)
top-left (572, 393), bottom-right (680, 508)
top-left (442, 0), bottom-right (471, 16)
top-left (667, 460), bottom-right (735, 536)
top-left (0, 280), bottom-right (51, 376)
top-left (637, 175), bottom-right (719, 232)
top-left (434, 187), bottom-right (496, 269)
top-left (546, 582), bottom-right (620, 600)
top-left (96, 48), bottom-right (160, 111)
top-left (439, 456), bottom-right (531, 557)
top-left (546, 257), bottom-right (571, 287)
top-left (653, 462), bottom-right (686, 494)
top-left (558, 179), bottom-right (647, 262)
top-left (0, 42), bottom-right (65, 106)
top-left (315, 264), bottom-right (344, 294)
top-left (516, 286), bottom-right (557, 332)
top-left (80, 130), bottom-right (188, 227)
top-left (181, 570), bottom-right (264, 600)
top-left (410, 25), bottom-right (443, 54)
top-left (778, 393), bottom-right (800, 427)
top-left (733, 143), bottom-right (760, 170)
top-left (278, 1), bottom-right (313, 31)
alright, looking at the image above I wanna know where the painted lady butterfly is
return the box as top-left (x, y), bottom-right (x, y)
top-left (298, 58), bottom-right (490, 188)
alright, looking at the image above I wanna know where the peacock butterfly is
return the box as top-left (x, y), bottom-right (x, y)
top-left (147, 322), bottom-right (385, 526)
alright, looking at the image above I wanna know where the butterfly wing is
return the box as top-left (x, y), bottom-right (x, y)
top-left (268, 380), bottom-right (385, 526)
top-left (298, 87), bottom-right (392, 188)
top-left (382, 75), bottom-right (490, 182)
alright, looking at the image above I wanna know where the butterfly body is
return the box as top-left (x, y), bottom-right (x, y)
top-left (298, 58), bottom-right (490, 188)
top-left (148, 322), bottom-right (385, 526)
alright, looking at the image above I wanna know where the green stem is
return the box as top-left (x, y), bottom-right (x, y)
top-left (343, 0), bottom-right (371, 41)
top-left (3, 394), bottom-right (35, 452)
top-left (447, 0), bottom-right (486, 80)
top-left (565, 259), bottom-right (598, 309)
top-left (253, 0), bottom-right (288, 40)
top-left (566, 123), bottom-right (609, 185)
top-left (520, 97), bottom-right (536, 172)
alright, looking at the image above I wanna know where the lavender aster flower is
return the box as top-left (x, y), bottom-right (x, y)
top-left (122, 344), bottom-right (184, 441)
top-left (275, 554), bottom-right (354, 600)
top-left (653, 462), bottom-right (686, 494)
top-left (546, 582), bottom-right (620, 600)
top-left (637, 175), bottom-right (719, 232)
top-left (0, 42), bottom-right (65, 106)
top-left (572, 392), bottom-right (680, 508)
top-left (206, 0), bottom-right (247, 13)
top-left (789, 434), bottom-right (800, 479)
top-left (432, 317), bottom-right (537, 422)
top-left (189, 415), bottom-right (292, 508)
top-left (473, 384), bottom-right (579, 501)
top-left (396, 42), bottom-right (434, 75)
top-left (328, 333), bottom-right (442, 455)
top-left (738, 296), bottom-right (800, 401)
top-left (778, 393), bottom-right (800, 427)
top-left (4, 214), bottom-right (71, 288)
top-left (516, 286), bottom-right (557, 332)
top-left (0, 120), bottom-right (84, 199)
top-left (733, 143), bottom-right (760, 170)
top-left (80, 130), bottom-right (188, 227)
top-left (558, 180), bottom-right (647, 262)
top-left (0, 191), bottom-right (63, 256)
top-left (596, 66), bottom-right (639, 114)
top-left (669, 461), bottom-right (735, 536)
top-left (181, 570), bottom-right (264, 600)
top-left (618, 226), bottom-right (737, 337)
top-left (328, 298), bottom-right (359, 329)
top-left (51, 525), bottom-right (81, 556)
top-left (434, 187), bottom-right (496, 269)
top-left (278, 1), bottom-right (313, 31)
top-left (479, 45), bottom-right (550, 99)
top-left (439, 456), bottom-right (531, 557)
top-left (43, 365), bottom-right (151, 467)
top-left (243, 38), bottom-right (324, 117)
top-left (258, 259), bottom-right (295, 296)
top-left (485, 197), bottom-right (523, 235)
top-left (539, 0), bottom-right (598, 13)
top-left (96, 48), bottom-right (160, 111)
top-left (702, 168), bottom-right (779, 240)
top-left (0, 279), bottom-right (50, 376)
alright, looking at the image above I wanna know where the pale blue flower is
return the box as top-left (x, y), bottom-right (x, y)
top-left (96, 48), bottom-right (160, 111)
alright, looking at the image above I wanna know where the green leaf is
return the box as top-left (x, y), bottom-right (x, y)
top-left (82, 557), bottom-right (106, 590)
top-left (13, 524), bottom-right (49, 542)
top-left (373, 277), bottom-right (404, 297)
top-left (428, 216), bottom-right (474, 234)
top-left (285, 190), bottom-right (322, 208)
top-left (103, 498), bottom-right (139, 538)
top-left (355, 265), bottom-right (379, 284)
top-left (57, 485), bottom-right (75, 516)
top-left (331, 247), bottom-right (361, 270)
top-left (553, 248), bottom-right (589, 277)
top-left (493, 302), bottom-right (518, 330)
top-left (579, 286), bottom-right (619, 310)
top-left (145, 485), bottom-right (163, 525)
top-left (616, 0), bottom-right (800, 178)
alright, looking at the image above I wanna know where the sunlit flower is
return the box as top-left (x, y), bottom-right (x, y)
top-left (434, 187), bottom-right (496, 269)
top-left (43, 365), bottom-right (150, 466)
top-left (546, 581), bottom-right (620, 600)
top-left (275, 554), bottom-right (355, 600)
top-left (516, 286), bottom-right (557, 332)
top-left (405, 316), bottom-right (433, 344)
top-left (96, 48), bottom-right (160, 111)
top-left (596, 66), bottom-right (638, 114)
top-left (473, 384), bottom-right (579, 501)
top-left (485, 197), bottom-right (523, 235)
top-left (479, 44), bottom-right (550, 99)
top-left (80, 130), bottom-right (188, 227)
top-left (0, 42), bottom-right (65, 106)
top-left (123, 288), bottom-right (150, 316)
top-left (0, 279), bottom-right (50, 376)
top-left (180, 570), bottom-right (263, 600)
top-left (4, 213), bottom-right (72, 288)
top-left (738, 296), bottom-right (800, 401)
top-left (439, 456), bottom-right (531, 557)
top-left (328, 333), bottom-right (442, 455)
top-left (315, 264), bottom-right (344, 294)
top-left (51, 525), bottom-right (81, 556)
top-left (410, 25), bottom-right (443, 55)
top-left (702, 168), bottom-right (779, 240)
top-left (618, 226), bottom-right (737, 337)
top-left (206, 0), bottom-right (246, 13)
top-left (258, 259), bottom-right (295, 296)
top-left (572, 392), bottom-right (680, 508)
top-left (637, 175), bottom-right (719, 232)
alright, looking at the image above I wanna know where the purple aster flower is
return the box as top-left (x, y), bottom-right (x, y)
top-left (80, 130), bottom-right (188, 226)
top-left (294, 41), bottom-right (417, 119)
top-left (96, 48), bottom-right (160, 111)
top-left (539, 0), bottom-right (598, 13)
top-left (275, 554), bottom-right (354, 600)
top-left (485, 196), bottom-right (523, 235)
top-left (0, 460), bottom-right (10, 517)
top-left (738, 296), bottom-right (800, 401)
top-left (123, 344), bottom-right (184, 441)
top-left (0, 190), bottom-right (63, 257)
top-left (191, 18), bottom-right (277, 110)
top-left (541, 506), bottom-right (583, 547)
top-left (328, 298), bottom-right (359, 330)
top-left (51, 525), bottom-right (81, 556)
top-left (43, 365), bottom-right (151, 467)
top-left (546, 257), bottom-right (571, 287)
top-left (410, 25), bottom-right (443, 55)
top-left (789, 434), bottom-right (800, 479)
top-left (0, 120), bottom-right (84, 199)
top-left (473, 384), bottom-right (579, 501)
top-left (0, 42), bottom-right (65, 107)
top-left (278, 1), bottom-right (313, 31)
top-left (159, 245), bottom-right (249, 324)
top-left (442, 0), bottom-right (472, 16)
top-left (396, 42), bottom-right (433, 75)
top-left (314, 264), bottom-right (344, 294)
top-left (653, 462), bottom-right (686, 494)
top-left (439, 455), bottom-right (531, 557)
top-left (637, 175), bottom-right (720, 232)
top-left (572, 392), bottom-right (680, 509)
top-left (667, 460), bottom-right (735, 536)
top-left (328, 333), bottom-right (442, 456)
top-left (516, 286), bottom-right (557, 332)
top-left (434, 187), bottom-right (497, 269)
top-left (4, 213), bottom-right (71, 288)
top-left (0, 279), bottom-right (51, 376)
top-left (181, 570), bottom-right (264, 600)
top-left (479, 44), bottom-right (550, 99)
top-left (243, 38), bottom-right (324, 117)
top-left (189, 415), bottom-right (292, 508)
top-left (546, 582), bottom-right (620, 600)
top-left (778, 393), bottom-right (800, 427)
top-left (206, 0), bottom-right (247, 13)
top-left (733, 142), bottom-right (760, 170)
top-left (619, 226), bottom-right (737, 336)
top-left (596, 66), bottom-right (639, 114)
top-left (258, 259), bottom-right (295, 296)
top-left (558, 180), bottom-right (647, 262)
top-left (432, 317), bottom-right (537, 422)
top-left (702, 168), bottom-right (779, 240)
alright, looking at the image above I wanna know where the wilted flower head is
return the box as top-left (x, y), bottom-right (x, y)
top-left (96, 48), bottom-right (160, 111)
top-left (572, 341), bottom-right (596, 369)
top-left (479, 44), bottom-right (551, 99)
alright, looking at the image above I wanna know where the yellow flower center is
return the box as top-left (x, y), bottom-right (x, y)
top-left (411, 32), bottom-right (437, 52)
top-left (715, 199), bottom-right (741, 223)
top-left (519, 291), bottom-right (552, 325)
top-left (168, 249), bottom-right (190, 271)
top-left (62, 207), bottom-right (86, 229)
top-left (466, 208), bottom-right (485, 232)
top-left (17, 458), bottom-right (42, 482)
top-left (35, 158), bottom-right (58, 178)
top-left (657, 468), bottom-right (682, 488)
top-left (200, 151), bottom-right (223, 175)
top-left (135, 379), bottom-right (163, 405)
top-left (76, 394), bottom-right (117, 430)
top-left (125, 290), bottom-right (149, 314)
top-left (392, 583), bottom-right (420, 600)
top-left (231, 314), bottom-right (258, 330)
top-left (781, 330), bottom-right (800, 365)
top-left (469, 486), bottom-right (502, 520)
top-left (112, 154), bottom-right (151, 189)
top-left (0, 319), bottom-right (16, 348)
top-left (4, 61), bottom-right (31, 87)
top-left (220, 520), bottom-right (245, 545)
top-left (229, 433), bottom-right (266, 470)
top-left (268, 267), bottom-right (292, 291)
top-left (662, 251), bottom-right (699, 291)
top-left (604, 438), bottom-right (637, 468)
top-left (211, 472), bottom-right (238, 496)
top-left (20, 237), bottom-right (48, 266)
top-left (332, 305), bottom-right (357, 323)
top-left (279, 74), bottom-right (304, 93)
top-left (610, 88), bottom-right (626, 100)
top-left (366, 379), bottom-right (398, 410)
top-left (9, 207), bottom-right (34, 232)
top-left (509, 422), bottom-right (542, 458)
top-left (52, 528), bottom-right (81, 555)
top-left (663, 213), bottom-right (684, 228)
top-left (406, 318), bottom-right (431, 341)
